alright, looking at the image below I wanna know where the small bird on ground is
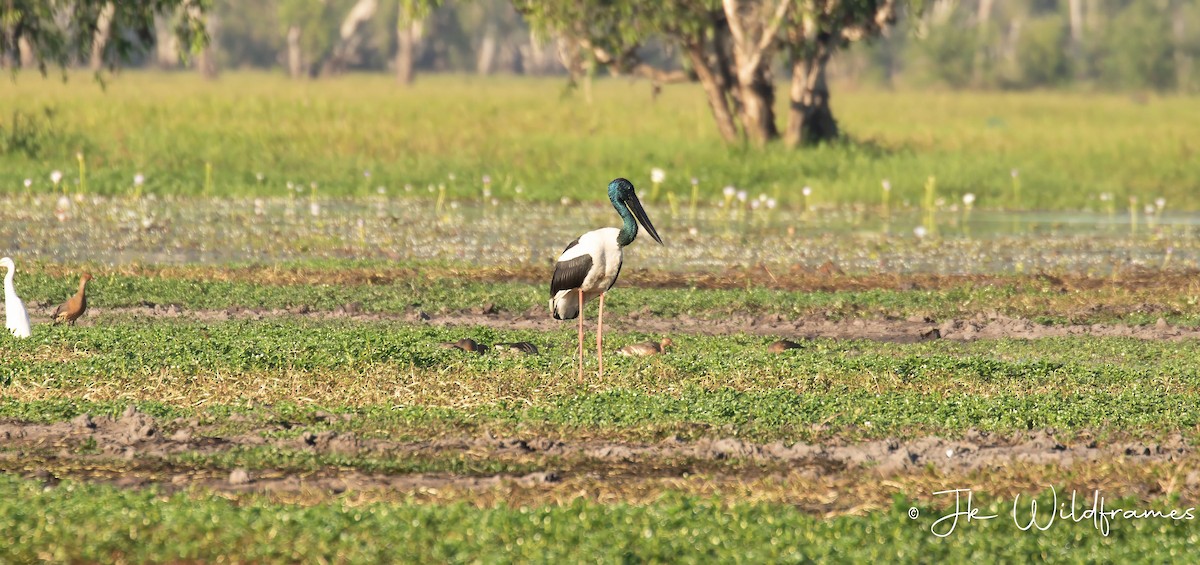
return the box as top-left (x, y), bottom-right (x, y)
top-left (52, 273), bottom-right (93, 325)
top-left (439, 338), bottom-right (488, 354)
top-left (1, 257), bottom-right (31, 339)
top-left (494, 341), bottom-right (539, 355)
top-left (617, 338), bottom-right (673, 357)
top-left (767, 339), bottom-right (804, 353)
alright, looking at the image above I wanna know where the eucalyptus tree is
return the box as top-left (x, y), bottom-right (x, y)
top-left (1, 0), bottom-right (208, 75)
top-left (517, 0), bottom-right (904, 148)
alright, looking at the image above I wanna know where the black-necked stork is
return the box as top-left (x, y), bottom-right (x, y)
top-left (550, 178), bottom-right (663, 379)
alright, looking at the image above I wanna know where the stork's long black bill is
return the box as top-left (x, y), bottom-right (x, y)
top-left (628, 195), bottom-right (663, 245)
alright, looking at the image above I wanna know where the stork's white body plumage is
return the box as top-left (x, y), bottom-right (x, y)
top-left (549, 227), bottom-right (624, 320)
top-left (2, 257), bottom-right (32, 339)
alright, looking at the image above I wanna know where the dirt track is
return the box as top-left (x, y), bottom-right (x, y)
top-left (1, 407), bottom-right (1195, 500)
top-left (89, 304), bottom-right (1200, 343)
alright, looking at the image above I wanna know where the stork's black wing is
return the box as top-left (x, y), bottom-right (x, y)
top-left (551, 254), bottom-right (592, 296)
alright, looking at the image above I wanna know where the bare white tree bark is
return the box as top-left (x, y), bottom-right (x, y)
top-left (89, 2), bottom-right (116, 71)
top-left (972, 0), bottom-right (993, 86)
top-left (286, 25), bottom-right (304, 78)
top-left (326, 0), bottom-right (379, 75)
top-left (477, 24), bottom-right (497, 75)
top-left (722, 0), bottom-right (790, 144)
top-left (155, 14), bottom-right (180, 68)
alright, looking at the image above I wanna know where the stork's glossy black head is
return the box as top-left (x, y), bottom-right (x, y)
top-left (608, 178), bottom-right (663, 246)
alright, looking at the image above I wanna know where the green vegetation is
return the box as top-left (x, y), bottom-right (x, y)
top-left (0, 474), bottom-right (1193, 562)
top-left (9, 264), bottom-right (1200, 328)
top-left (2, 73), bottom-right (1198, 208)
top-left (5, 318), bottom-right (1200, 441)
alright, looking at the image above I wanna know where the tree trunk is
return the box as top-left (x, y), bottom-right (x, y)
top-left (1174, 0), bottom-right (1191, 91)
top-left (786, 35), bottom-right (838, 147)
top-left (18, 36), bottom-right (36, 68)
top-left (89, 2), bottom-right (115, 72)
top-left (196, 9), bottom-right (218, 80)
top-left (971, 0), bottom-right (993, 87)
top-left (477, 24), bottom-right (497, 75)
top-left (721, 0), bottom-right (789, 145)
top-left (395, 21), bottom-right (422, 85)
top-left (685, 42), bottom-right (739, 142)
top-left (286, 25), bottom-right (304, 79)
top-left (1067, 0), bottom-right (1085, 79)
top-left (326, 0), bottom-right (378, 76)
top-left (740, 64), bottom-right (777, 144)
top-left (155, 14), bottom-right (179, 68)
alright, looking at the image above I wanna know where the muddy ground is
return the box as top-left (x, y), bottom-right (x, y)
top-left (67, 303), bottom-right (1200, 343)
top-left (9, 270), bottom-right (1200, 506)
top-left (2, 406), bottom-right (1197, 509)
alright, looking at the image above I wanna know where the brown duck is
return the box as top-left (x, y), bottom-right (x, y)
top-left (616, 337), bottom-right (673, 357)
top-left (52, 273), bottom-right (93, 325)
top-left (767, 339), bottom-right (804, 353)
top-left (439, 338), bottom-right (488, 354)
top-left (494, 341), bottom-right (539, 355)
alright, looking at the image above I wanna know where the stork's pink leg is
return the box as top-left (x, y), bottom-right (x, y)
top-left (577, 288), bottom-right (585, 381)
top-left (597, 292), bottom-right (605, 377)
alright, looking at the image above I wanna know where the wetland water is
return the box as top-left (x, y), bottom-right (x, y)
top-left (1, 196), bottom-right (1194, 274)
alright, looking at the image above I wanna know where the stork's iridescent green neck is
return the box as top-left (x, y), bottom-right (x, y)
top-left (610, 184), bottom-right (638, 247)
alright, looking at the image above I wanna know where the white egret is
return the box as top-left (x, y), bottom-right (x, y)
top-left (2, 257), bottom-right (32, 339)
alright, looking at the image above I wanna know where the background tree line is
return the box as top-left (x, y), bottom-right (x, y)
top-left (7, 0), bottom-right (1192, 92)
top-left (3, 0), bottom-right (1196, 149)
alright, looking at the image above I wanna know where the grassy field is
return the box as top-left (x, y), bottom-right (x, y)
top-left (2, 72), bottom-right (1199, 210)
top-left (3, 73), bottom-right (1200, 560)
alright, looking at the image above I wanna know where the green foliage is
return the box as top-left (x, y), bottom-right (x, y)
top-left (1015, 15), bottom-right (1069, 88)
top-left (6, 315), bottom-right (1200, 440)
top-left (2, 0), bottom-right (208, 75)
top-left (1097, 1), bottom-right (1177, 91)
top-left (0, 475), bottom-right (1194, 562)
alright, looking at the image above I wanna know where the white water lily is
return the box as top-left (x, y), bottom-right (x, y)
top-left (650, 168), bottom-right (665, 184)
